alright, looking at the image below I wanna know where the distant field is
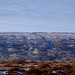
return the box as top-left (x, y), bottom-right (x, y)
top-left (0, 32), bottom-right (75, 62)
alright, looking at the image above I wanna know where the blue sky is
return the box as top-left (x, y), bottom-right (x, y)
top-left (0, 0), bottom-right (75, 32)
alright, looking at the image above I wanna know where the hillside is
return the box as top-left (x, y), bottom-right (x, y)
top-left (0, 32), bottom-right (75, 62)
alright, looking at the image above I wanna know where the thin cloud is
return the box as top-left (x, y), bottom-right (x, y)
top-left (0, 0), bottom-right (75, 32)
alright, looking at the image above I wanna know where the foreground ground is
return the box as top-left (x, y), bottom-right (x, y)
top-left (0, 61), bottom-right (75, 75)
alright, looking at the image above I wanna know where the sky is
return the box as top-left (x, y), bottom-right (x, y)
top-left (0, 0), bottom-right (75, 32)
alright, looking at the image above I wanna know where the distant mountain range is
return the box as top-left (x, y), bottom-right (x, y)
top-left (0, 32), bottom-right (75, 62)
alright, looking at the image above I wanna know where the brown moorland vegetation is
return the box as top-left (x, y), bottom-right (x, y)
top-left (0, 60), bottom-right (75, 75)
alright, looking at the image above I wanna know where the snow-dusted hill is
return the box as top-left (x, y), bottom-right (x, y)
top-left (0, 32), bottom-right (75, 62)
